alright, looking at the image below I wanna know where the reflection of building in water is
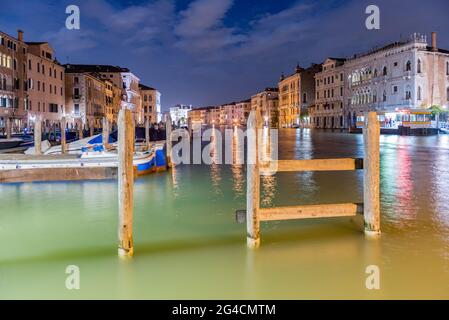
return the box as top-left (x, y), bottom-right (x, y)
top-left (231, 128), bottom-right (244, 196)
top-left (261, 175), bottom-right (277, 208)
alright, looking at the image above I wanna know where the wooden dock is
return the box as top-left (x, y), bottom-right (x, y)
top-left (0, 154), bottom-right (118, 183)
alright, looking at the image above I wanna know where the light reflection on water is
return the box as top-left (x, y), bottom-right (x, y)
top-left (0, 129), bottom-right (449, 299)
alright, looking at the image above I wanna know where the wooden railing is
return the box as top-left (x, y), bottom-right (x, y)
top-left (238, 110), bottom-right (381, 248)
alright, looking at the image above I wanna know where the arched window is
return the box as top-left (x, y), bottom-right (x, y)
top-left (374, 69), bottom-right (378, 77)
top-left (417, 59), bottom-right (422, 73)
top-left (405, 86), bottom-right (412, 100)
top-left (406, 61), bottom-right (412, 71)
top-left (447, 87), bottom-right (449, 101)
top-left (447, 61), bottom-right (449, 76)
top-left (303, 93), bottom-right (307, 103)
top-left (417, 86), bottom-right (422, 100)
top-left (383, 91), bottom-right (387, 102)
top-left (373, 90), bottom-right (377, 103)
top-left (383, 66), bottom-right (387, 76)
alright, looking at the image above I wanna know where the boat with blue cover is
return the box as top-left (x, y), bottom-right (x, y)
top-left (23, 132), bottom-right (167, 176)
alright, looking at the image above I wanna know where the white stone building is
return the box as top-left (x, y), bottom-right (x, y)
top-left (169, 104), bottom-right (192, 127)
top-left (310, 58), bottom-right (346, 129)
top-left (344, 32), bottom-right (449, 129)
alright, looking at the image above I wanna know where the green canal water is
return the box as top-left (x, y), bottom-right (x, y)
top-left (1, 130), bottom-right (448, 299)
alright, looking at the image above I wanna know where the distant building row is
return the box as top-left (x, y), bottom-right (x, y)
top-left (0, 29), bottom-right (161, 135)
top-left (188, 32), bottom-right (449, 130)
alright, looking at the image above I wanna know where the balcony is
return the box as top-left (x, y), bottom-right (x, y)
top-left (0, 85), bottom-right (14, 92)
top-left (73, 94), bottom-right (81, 100)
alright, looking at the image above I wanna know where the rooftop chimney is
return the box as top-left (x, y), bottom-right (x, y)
top-left (431, 32), bottom-right (437, 52)
top-left (17, 30), bottom-right (24, 42)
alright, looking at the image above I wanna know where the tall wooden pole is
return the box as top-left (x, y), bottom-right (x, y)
top-left (61, 117), bottom-right (67, 154)
top-left (118, 109), bottom-right (134, 257)
top-left (6, 117), bottom-right (12, 139)
top-left (102, 117), bottom-right (109, 149)
top-left (166, 114), bottom-right (172, 166)
top-left (78, 121), bottom-right (84, 140)
top-left (364, 111), bottom-right (381, 236)
top-left (187, 117), bottom-right (192, 138)
top-left (145, 116), bottom-right (150, 148)
top-left (246, 110), bottom-right (261, 248)
top-left (34, 117), bottom-right (42, 155)
top-left (52, 123), bottom-right (57, 142)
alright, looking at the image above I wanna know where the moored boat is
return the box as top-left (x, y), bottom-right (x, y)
top-left (0, 138), bottom-right (23, 150)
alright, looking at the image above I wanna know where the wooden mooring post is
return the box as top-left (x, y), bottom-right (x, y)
top-left (34, 117), bottom-right (42, 155)
top-left (90, 123), bottom-right (95, 137)
top-left (118, 109), bottom-right (135, 257)
top-left (238, 110), bottom-right (380, 247)
top-left (6, 118), bottom-right (12, 139)
top-left (246, 110), bottom-right (262, 248)
top-left (102, 117), bottom-right (110, 149)
top-left (363, 111), bottom-right (381, 236)
top-left (166, 114), bottom-right (172, 166)
top-left (145, 116), bottom-right (150, 148)
top-left (61, 117), bottom-right (67, 154)
top-left (78, 121), bottom-right (84, 140)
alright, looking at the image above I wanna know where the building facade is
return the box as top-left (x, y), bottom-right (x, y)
top-left (169, 104), bottom-right (192, 127)
top-left (0, 30), bottom-right (27, 135)
top-left (221, 100), bottom-right (251, 126)
top-left (26, 42), bottom-right (65, 127)
top-left (309, 58), bottom-right (346, 129)
top-left (251, 88), bottom-right (279, 127)
top-left (104, 79), bottom-right (122, 123)
top-left (64, 65), bottom-right (142, 124)
top-left (65, 72), bottom-right (106, 130)
top-left (278, 64), bottom-right (321, 128)
top-left (139, 84), bottom-right (161, 125)
top-left (344, 32), bottom-right (449, 129)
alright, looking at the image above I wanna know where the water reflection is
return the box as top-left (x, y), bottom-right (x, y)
top-left (210, 129), bottom-right (223, 195)
top-left (261, 175), bottom-right (277, 208)
top-left (432, 138), bottom-right (449, 229)
top-left (170, 165), bottom-right (181, 198)
top-left (3, 129), bottom-right (449, 299)
top-left (231, 128), bottom-right (244, 197)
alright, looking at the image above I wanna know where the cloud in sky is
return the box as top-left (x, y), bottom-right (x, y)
top-left (1, 0), bottom-right (448, 109)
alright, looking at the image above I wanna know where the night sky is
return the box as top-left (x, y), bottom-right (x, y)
top-left (1, 0), bottom-right (448, 111)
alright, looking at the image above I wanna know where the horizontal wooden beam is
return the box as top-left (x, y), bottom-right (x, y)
top-left (260, 203), bottom-right (360, 221)
top-left (236, 203), bottom-right (363, 223)
top-left (260, 158), bottom-right (363, 173)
